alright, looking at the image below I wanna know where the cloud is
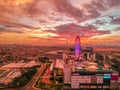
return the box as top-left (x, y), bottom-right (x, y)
top-left (83, 1), bottom-right (103, 18)
top-left (111, 17), bottom-right (120, 24)
top-left (94, 20), bottom-right (106, 26)
top-left (19, 0), bottom-right (52, 17)
top-left (43, 23), bottom-right (110, 39)
top-left (0, 27), bottom-right (23, 33)
top-left (107, 0), bottom-right (120, 7)
top-left (0, 0), bottom-right (119, 46)
top-left (55, 23), bottom-right (80, 34)
top-left (52, 0), bottom-right (104, 22)
top-left (0, 19), bottom-right (39, 29)
top-left (114, 27), bottom-right (120, 31)
top-left (51, 0), bottom-right (120, 23)
top-left (0, 0), bottom-right (120, 25)
top-left (0, 0), bottom-right (56, 31)
top-left (0, 18), bottom-right (39, 34)
top-left (51, 0), bottom-right (84, 22)
top-left (28, 36), bottom-right (56, 40)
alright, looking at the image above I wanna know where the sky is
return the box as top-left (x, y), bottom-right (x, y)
top-left (0, 0), bottom-right (120, 46)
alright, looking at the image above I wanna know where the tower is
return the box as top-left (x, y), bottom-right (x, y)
top-left (75, 36), bottom-right (81, 60)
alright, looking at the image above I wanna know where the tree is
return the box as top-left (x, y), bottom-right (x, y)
top-left (57, 77), bottom-right (63, 83)
top-left (95, 53), bottom-right (104, 60)
top-left (105, 55), bottom-right (110, 60)
top-left (50, 76), bottom-right (54, 81)
top-left (12, 66), bottom-right (37, 87)
top-left (39, 57), bottom-right (49, 63)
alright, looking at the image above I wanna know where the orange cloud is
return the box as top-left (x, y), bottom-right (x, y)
top-left (0, 0), bottom-right (120, 46)
top-left (0, 0), bottom-right (32, 5)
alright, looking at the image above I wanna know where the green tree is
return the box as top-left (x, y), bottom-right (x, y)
top-left (39, 57), bottom-right (49, 63)
top-left (12, 66), bottom-right (37, 87)
top-left (95, 53), bottom-right (104, 60)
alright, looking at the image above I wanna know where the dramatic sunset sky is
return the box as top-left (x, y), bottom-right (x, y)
top-left (0, 0), bottom-right (120, 46)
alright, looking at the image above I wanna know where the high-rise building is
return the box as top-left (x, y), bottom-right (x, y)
top-left (75, 36), bottom-right (81, 60)
top-left (63, 36), bottom-right (119, 90)
top-left (63, 64), bottom-right (71, 83)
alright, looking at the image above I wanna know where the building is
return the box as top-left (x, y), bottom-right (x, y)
top-left (71, 71), bottom-right (119, 90)
top-left (1, 61), bottom-right (39, 69)
top-left (63, 36), bottom-right (119, 90)
top-left (75, 36), bottom-right (82, 60)
top-left (82, 47), bottom-right (94, 61)
top-left (63, 63), bottom-right (119, 90)
top-left (64, 64), bottom-right (71, 83)
top-left (55, 59), bottom-right (64, 69)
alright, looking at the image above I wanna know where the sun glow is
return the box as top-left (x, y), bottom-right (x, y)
top-left (30, 32), bottom-right (58, 38)
top-left (0, 0), bottom-right (32, 5)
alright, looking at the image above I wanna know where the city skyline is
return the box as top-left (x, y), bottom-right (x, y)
top-left (0, 0), bottom-right (120, 46)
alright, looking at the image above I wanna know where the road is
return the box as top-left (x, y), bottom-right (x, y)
top-left (1, 63), bottom-right (46, 90)
top-left (0, 52), bottom-right (48, 90)
top-left (41, 67), bottom-right (51, 84)
top-left (21, 54), bottom-right (44, 90)
top-left (21, 63), bottom-right (46, 90)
